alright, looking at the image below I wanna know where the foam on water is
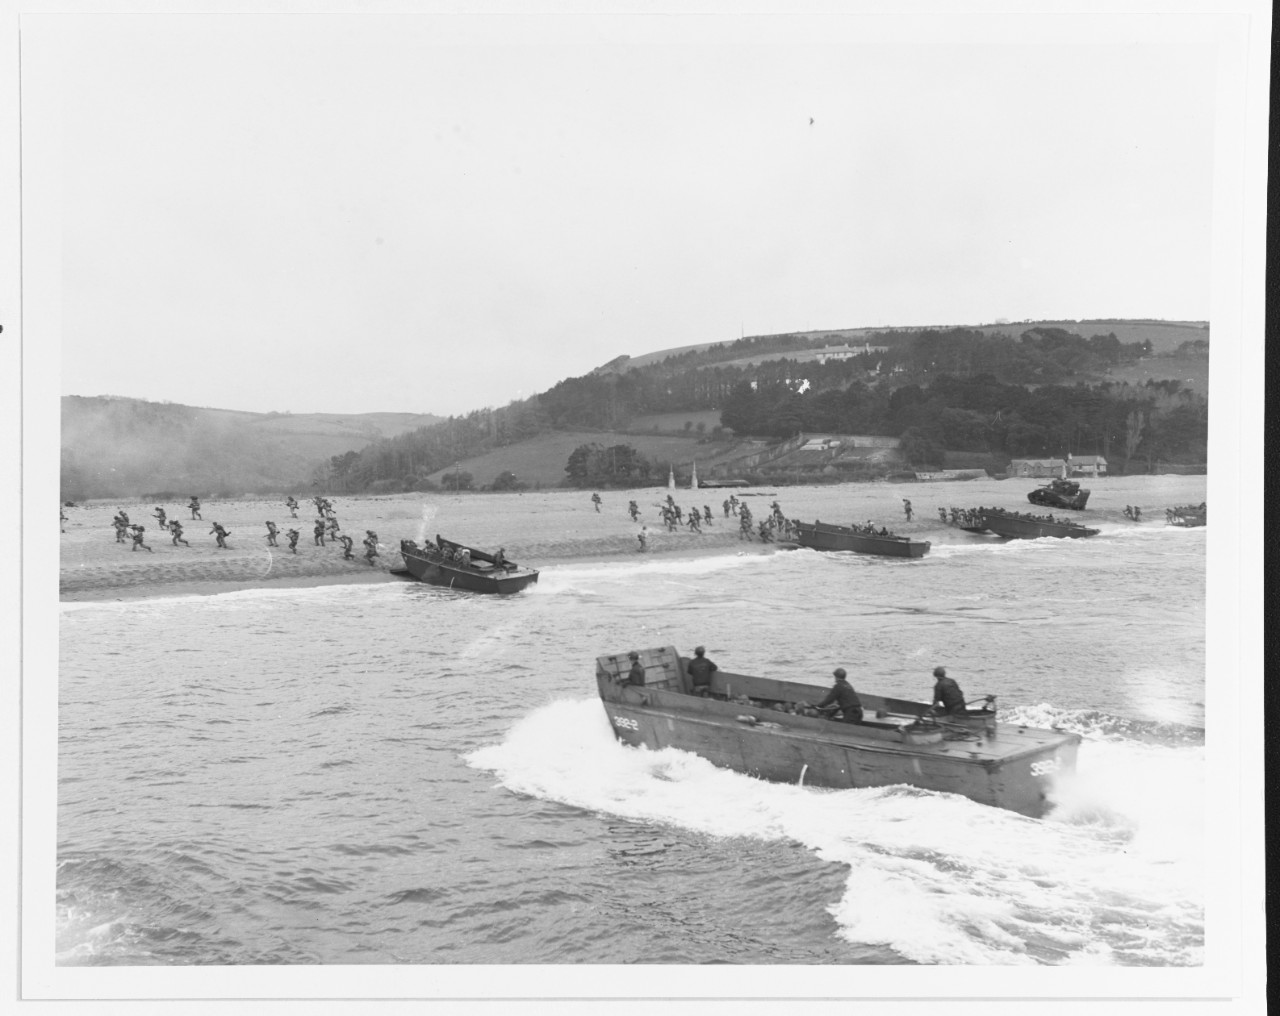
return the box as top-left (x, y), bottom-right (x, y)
top-left (467, 698), bottom-right (1204, 966)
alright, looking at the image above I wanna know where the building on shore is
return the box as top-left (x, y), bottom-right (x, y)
top-left (1007, 458), bottom-right (1068, 479)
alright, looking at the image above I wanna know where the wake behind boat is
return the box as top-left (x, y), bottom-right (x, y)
top-left (597, 647), bottom-right (1080, 817)
top-left (399, 535), bottom-right (539, 594)
top-left (793, 520), bottom-right (930, 558)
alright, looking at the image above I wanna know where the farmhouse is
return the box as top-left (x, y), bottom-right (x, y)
top-left (1007, 458), bottom-right (1067, 478)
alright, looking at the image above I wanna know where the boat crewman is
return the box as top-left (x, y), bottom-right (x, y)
top-left (623, 651), bottom-right (645, 685)
top-left (816, 668), bottom-right (863, 723)
top-left (686, 646), bottom-right (718, 697)
top-left (493, 547), bottom-right (508, 569)
top-left (930, 666), bottom-right (966, 716)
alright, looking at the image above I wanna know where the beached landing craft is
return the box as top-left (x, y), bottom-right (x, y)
top-left (792, 520), bottom-right (931, 558)
top-left (597, 647), bottom-right (1080, 817)
top-left (1166, 503), bottom-right (1207, 528)
top-left (1027, 477), bottom-right (1091, 510)
top-left (399, 536), bottom-right (539, 594)
top-left (980, 508), bottom-right (1099, 540)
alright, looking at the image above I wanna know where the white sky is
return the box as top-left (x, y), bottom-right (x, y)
top-left (36, 13), bottom-right (1219, 417)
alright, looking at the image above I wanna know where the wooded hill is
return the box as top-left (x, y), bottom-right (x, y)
top-left (60, 319), bottom-right (1209, 498)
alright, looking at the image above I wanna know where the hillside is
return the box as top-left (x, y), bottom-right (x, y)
top-left (61, 396), bottom-right (440, 499)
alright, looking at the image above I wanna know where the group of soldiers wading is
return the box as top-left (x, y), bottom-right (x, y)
top-left (602, 492), bottom-right (796, 552)
top-left (104, 495), bottom-right (380, 564)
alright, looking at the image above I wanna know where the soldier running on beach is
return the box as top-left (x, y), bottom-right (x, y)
top-left (286, 528), bottom-right (300, 553)
top-left (757, 520), bottom-right (772, 543)
top-left (210, 522), bottom-right (230, 549)
top-left (591, 492), bottom-right (602, 512)
top-left (168, 519), bottom-right (190, 546)
top-left (687, 508), bottom-right (702, 533)
top-left (313, 518), bottom-right (326, 546)
top-left (723, 499), bottom-right (731, 518)
top-left (285, 496), bottom-right (299, 518)
top-left (153, 506), bottom-right (167, 529)
top-left (112, 514), bottom-right (129, 542)
top-left (129, 525), bottom-right (153, 552)
top-left (265, 521), bottom-right (279, 546)
top-left (702, 505), bottom-right (713, 526)
top-left (637, 526), bottom-right (648, 552)
top-left (628, 500), bottom-right (640, 521)
top-left (363, 530), bottom-right (380, 564)
top-left (1133, 506), bottom-right (1142, 521)
top-left (326, 516), bottom-right (341, 543)
top-left (903, 499), bottom-right (913, 521)
top-left (739, 510), bottom-right (754, 540)
top-left (338, 534), bottom-right (354, 560)
top-left (188, 497), bottom-right (201, 520)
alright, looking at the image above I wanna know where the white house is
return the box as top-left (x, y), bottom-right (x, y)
top-left (1068, 454), bottom-right (1108, 477)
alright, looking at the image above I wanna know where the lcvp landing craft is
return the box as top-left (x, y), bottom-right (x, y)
top-left (598, 647), bottom-right (1080, 817)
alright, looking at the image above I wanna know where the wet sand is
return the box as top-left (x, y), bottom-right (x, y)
top-left (59, 494), bottom-right (776, 601)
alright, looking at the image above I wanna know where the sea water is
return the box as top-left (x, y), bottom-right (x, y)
top-left (55, 479), bottom-right (1207, 966)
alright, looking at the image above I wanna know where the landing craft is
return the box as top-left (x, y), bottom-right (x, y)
top-left (598, 647), bottom-right (1079, 818)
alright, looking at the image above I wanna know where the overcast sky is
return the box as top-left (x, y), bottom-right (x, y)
top-left (41, 13), bottom-right (1219, 418)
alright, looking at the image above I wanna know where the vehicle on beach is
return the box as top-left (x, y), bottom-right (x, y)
top-left (792, 520), bottom-right (931, 558)
top-left (597, 646), bottom-right (1080, 818)
top-left (1027, 477), bottom-right (1091, 510)
top-left (399, 535), bottom-right (539, 594)
top-left (980, 508), bottom-right (1099, 540)
top-left (1166, 504), bottom-right (1207, 528)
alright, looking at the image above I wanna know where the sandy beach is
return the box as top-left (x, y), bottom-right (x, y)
top-left (58, 492), bottom-right (776, 601)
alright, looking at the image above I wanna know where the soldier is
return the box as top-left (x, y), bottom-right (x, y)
top-left (118, 509), bottom-right (130, 526)
top-left (757, 520), bottom-right (772, 542)
top-left (637, 526), bottom-right (648, 552)
top-left (739, 512), bottom-right (753, 540)
top-left (628, 500), bottom-right (640, 521)
top-left (265, 521), bottom-right (279, 547)
top-left (338, 534), bottom-right (355, 560)
top-left (326, 516), bottom-right (341, 542)
top-left (702, 505), bottom-right (713, 526)
top-left (153, 506), bottom-right (167, 529)
top-left (930, 666), bottom-right (966, 717)
top-left (313, 518), bottom-right (326, 546)
top-left (210, 522), bottom-right (230, 549)
top-left (363, 531), bottom-right (380, 564)
top-left (686, 646), bottom-right (718, 697)
top-left (903, 498), bottom-right (913, 521)
top-left (493, 547), bottom-right (508, 569)
top-left (816, 668), bottom-right (863, 723)
top-left (129, 525), bottom-right (153, 553)
top-left (112, 515), bottom-right (128, 542)
top-left (286, 528), bottom-right (301, 553)
top-left (722, 499), bottom-right (731, 518)
top-left (687, 509), bottom-right (701, 533)
top-left (60, 507), bottom-right (68, 533)
top-left (591, 492), bottom-right (602, 512)
top-left (169, 519), bottom-right (190, 546)
top-left (623, 651), bottom-right (645, 686)
top-left (1133, 506), bottom-right (1142, 522)
top-left (286, 496), bottom-right (299, 518)
top-left (188, 497), bottom-right (201, 520)
top-left (938, 507), bottom-right (948, 523)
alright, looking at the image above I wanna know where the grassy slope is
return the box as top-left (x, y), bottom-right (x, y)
top-left (425, 430), bottom-right (743, 489)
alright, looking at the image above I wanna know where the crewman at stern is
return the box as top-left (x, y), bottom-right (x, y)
top-left (930, 666), bottom-right (966, 716)
top-left (623, 651), bottom-right (646, 686)
top-left (686, 645), bottom-right (718, 697)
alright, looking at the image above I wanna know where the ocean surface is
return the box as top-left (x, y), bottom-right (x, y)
top-left (57, 477), bottom-right (1208, 967)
